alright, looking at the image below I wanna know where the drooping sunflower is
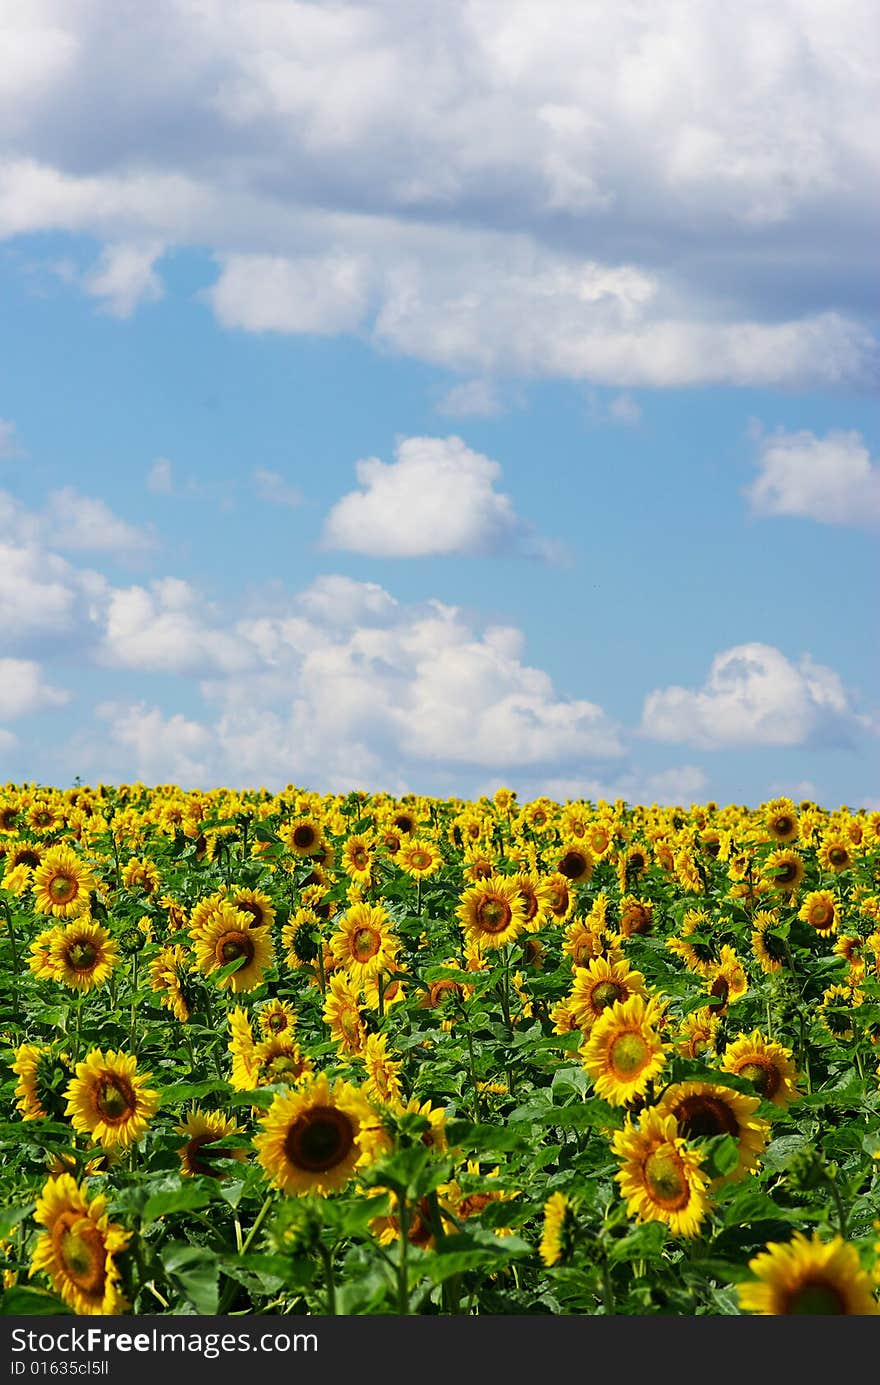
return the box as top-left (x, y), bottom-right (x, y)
top-left (329, 902), bottom-right (399, 983)
top-left (568, 955), bottom-right (647, 1034)
top-left (618, 842), bottom-right (650, 893)
top-left (580, 993), bottom-right (668, 1106)
top-left (676, 1006), bottom-right (720, 1060)
top-left (49, 919), bottom-right (119, 993)
top-left (12, 1045), bottom-right (71, 1121)
top-left (323, 973), bottom-right (367, 1056)
top-left (751, 911), bottom-right (788, 975)
top-left (121, 856), bottom-right (160, 895)
top-left (540, 1191), bottom-right (577, 1267)
top-left (666, 908), bottom-right (718, 977)
top-left (176, 1109), bottom-right (246, 1178)
top-left (65, 1049), bottom-right (159, 1150)
top-left (618, 895), bottom-right (653, 938)
top-left (562, 918), bottom-right (605, 970)
top-left (32, 846), bottom-right (96, 920)
top-left (30, 1174), bottom-right (130, 1315)
top-left (360, 1032), bottom-right (404, 1106)
top-left (254, 1071), bottom-right (379, 1196)
top-left (193, 903), bottom-right (274, 993)
top-left (721, 1031), bottom-right (801, 1108)
top-left (706, 944), bottom-right (748, 1012)
top-left (655, 1080), bottom-right (769, 1182)
top-left (457, 875), bottom-right (527, 951)
top-left (798, 889), bottom-right (839, 937)
top-left (543, 871), bottom-right (576, 923)
top-left (819, 983), bottom-right (863, 1041)
top-left (738, 1232), bottom-right (879, 1315)
top-left (148, 944), bottom-right (195, 1023)
top-left (764, 848), bottom-right (805, 895)
top-left (612, 1107), bottom-right (710, 1238)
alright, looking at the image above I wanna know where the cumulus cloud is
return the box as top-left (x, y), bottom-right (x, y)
top-left (435, 380), bottom-right (502, 418)
top-left (323, 435), bottom-right (552, 559)
top-left (747, 427), bottom-right (880, 527)
top-left (1, 485), bottom-right (153, 557)
top-left (0, 658), bottom-right (68, 720)
top-left (641, 642), bottom-right (868, 749)
top-left (83, 241), bottom-right (165, 317)
top-left (94, 702), bottom-right (213, 785)
top-left (100, 578), bottom-right (254, 676)
top-left (0, 2), bottom-right (875, 387)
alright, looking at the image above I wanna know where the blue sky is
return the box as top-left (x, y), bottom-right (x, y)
top-left (0, 1), bottom-right (877, 805)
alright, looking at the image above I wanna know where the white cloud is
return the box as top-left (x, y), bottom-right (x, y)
top-left (481, 763), bottom-right (708, 807)
top-left (641, 642), bottom-right (868, 749)
top-left (100, 578), bottom-right (254, 676)
top-left (253, 467), bottom-right (303, 508)
top-left (435, 380), bottom-right (502, 418)
top-left (0, 658), bottom-right (68, 720)
top-left (323, 435), bottom-right (550, 558)
top-left (747, 427), bottom-right (880, 528)
top-left (0, 2), bottom-right (874, 388)
top-left (83, 241), bottom-right (165, 317)
top-left (1, 485), bottom-right (153, 557)
top-left (608, 393), bottom-right (642, 425)
top-left (0, 418), bottom-right (25, 458)
top-left (147, 457), bottom-right (174, 494)
top-left (95, 702), bottom-right (213, 785)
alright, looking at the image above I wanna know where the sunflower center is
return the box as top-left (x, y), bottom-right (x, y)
top-left (592, 980), bottom-right (626, 1012)
top-left (736, 1059), bottom-right (780, 1099)
top-left (219, 933), bottom-right (254, 965)
top-left (49, 874), bottom-right (78, 903)
top-left (521, 890), bottom-right (539, 922)
top-left (773, 817), bottom-right (793, 837)
top-left (67, 941), bottom-right (98, 971)
top-left (476, 897), bottom-right (513, 933)
top-left (236, 902), bottom-right (263, 927)
top-left (263, 1052), bottom-right (305, 1083)
top-left (808, 902), bottom-right (834, 929)
top-left (410, 850), bottom-right (432, 870)
top-left (285, 1105), bottom-right (355, 1172)
top-left (429, 979), bottom-right (461, 1007)
top-left (608, 1031), bottom-right (650, 1078)
top-left (292, 825), bottom-right (317, 850)
top-left (57, 1219), bottom-right (105, 1295)
top-left (673, 1094), bottom-right (738, 1140)
top-left (548, 886), bottom-right (569, 914)
top-left (643, 1148), bottom-right (689, 1209)
top-left (352, 849), bottom-right (369, 869)
top-left (95, 1076), bottom-right (136, 1123)
top-left (185, 1134), bottom-right (235, 1176)
top-left (352, 926), bottom-right (380, 961)
top-left (558, 852), bottom-right (588, 880)
top-left (828, 848), bottom-right (848, 867)
top-left (17, 849), bottom-right (40, 869)
top-left (622, 905), bottom-right (651, 935)
top-left (775, 861), bottom-right (798, 884)
top-left (784, 1279), bottom-right (847, 1315)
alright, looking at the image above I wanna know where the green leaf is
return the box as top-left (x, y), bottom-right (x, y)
top-left (162, 1243), bottom-right (220, 1314)
top-left (0, 1205), bottom-right (30, 1239)
top-left (0, 1286), bottom-right (73, 1315)
top-left (142, 1180), bottom-right (217, 1225)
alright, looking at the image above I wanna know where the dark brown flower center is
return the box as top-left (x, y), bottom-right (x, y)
top-left (67, 940), bottom-right (98, 971)
top-left (672, 1094), bottom-right (738, 1140)
top-left (55, 1216), bottom-right (106, 1296)
top-left (476, 896), bottom-right (513, 933)
top-left (736, 1059), bottom-right (781, 1099)
top-left (558, 851), bottom-right (588, 880)
top-left (94, 1076), bottom-right (136, 1123)
top-left (784, 1279), bottom-right (847, 1315)
top-left (285, 1106), bottom-right (354, 1172)
top-left (49, 874), bottom-right (78, 903)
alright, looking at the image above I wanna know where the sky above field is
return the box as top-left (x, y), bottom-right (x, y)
top-left (0, 0), bottom-right (878, 806)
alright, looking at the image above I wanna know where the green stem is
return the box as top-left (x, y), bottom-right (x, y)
top-left (397, 1193), bottom-right (410, 1315)
top-left (601, 1259), bottom-right (615, 1316)
top-left (130, 953), bottom-right (139, 1052)
top-left (2, 902), bottom-right (22, 1025)
top-left (318, 1242), bottom-right (337, 1316)
top-left (824, 1174), bottom-right (849, 1239)
top-left (465, 1022), bottom-right (484, 1122)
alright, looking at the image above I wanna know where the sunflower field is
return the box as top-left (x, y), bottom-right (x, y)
top-left (1, 783), bottom-right (879, 1317)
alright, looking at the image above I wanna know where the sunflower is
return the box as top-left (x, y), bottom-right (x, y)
top-left (819, 984), bottom-right (862, 1041)
top-left (738, 1232), bottom-right (879, 1315)
top-left (721, 1031), bottom-right (801, 1107)
top-left (457, 876), bottom-right (527, 951)
top-left (148, 944), bottom-right (194, 1023)
top-left (540, 1191), bottom-right (577, 1267)
top-left (121, 856), bottom-right (160, 895)
top-left (398, 838), bottom-right (442, 880)
top-left (342, 834), bottom-right (373, 884)
top-left (65, 1049), bottom-right (159, 1150)
top-left (252, 1035), bottom-right (313, 1088)
top-left (568, 955), bottom-right (647, 1033)
top-left (586, 820), bottom-right (613, 858)
top-left (360, 1032), bottom-right (404, 1106)
top-left (618, 843), bottom-right (650, 893)
top-left (612, 1107), bottom-right (710, 1238)
top-left (32, 846), bottom-right (96, 920)
top-left (254, 1072), bottom-right (378, 1196)
top-left (6, 841), bottom-right (43, 873)
top-left (1, 861), bottom-right (32, 896)
top-left (543, 871), bottom-right (576, 923)
top-left (818, 834), bottom-right (853, 873)
top-left (227, 1007), bottom-right (257, 1091)
top-left (562, 918), bottom-right (605, 970)
top-left (28, 926), bottom-right (64, 981)
top-left (193, 903), bottom-right (274, 992)
top-left (798, 889), bottom-right (838, 937)
top-left (666, 908), bottom-right (718, 977)
top-left (764, 848), bottom-right (805, 894)
top-left (833, 934), bottom-right (866, 979)
top-left (618, 895), bottom-right (653, 938)
top-left (751, 911), bottom-right (788, 975)
top-left (330, 902), bottom-right (399, 983)
top-left (323, 973), bottom-right (366, 1056)
top-left (763, 798), bottom-right (799, 844)
top-left (509, 873), bottom-right (556, 932)
top-left (655, 1081), bottom-right (769, 1182)
top-left (227, 886), bottom-right (276, 932)
top-left (176, 1109), bottom-right (246, 1178)
top-left (49, 920), bottom-right (118, 993)
top-left (554, 842), bottom-right (594, 886)
top-left (258, 998), bottom-right (297, 1037)
top-left (676, 1006), bottom-right (720, 1060)
top-left (706, 945), bottom-right (748, 1012)
top-left (281, 906), bottom-right (322, 970)
top-left (30, 1174), bottom-right (130, 1315)
top-left (12, 1045), bottom-right (71, 1121)
top-left (580, 993), bottom-right (668, 1106)
top-left (284, 816), bottom-right (325, 858)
